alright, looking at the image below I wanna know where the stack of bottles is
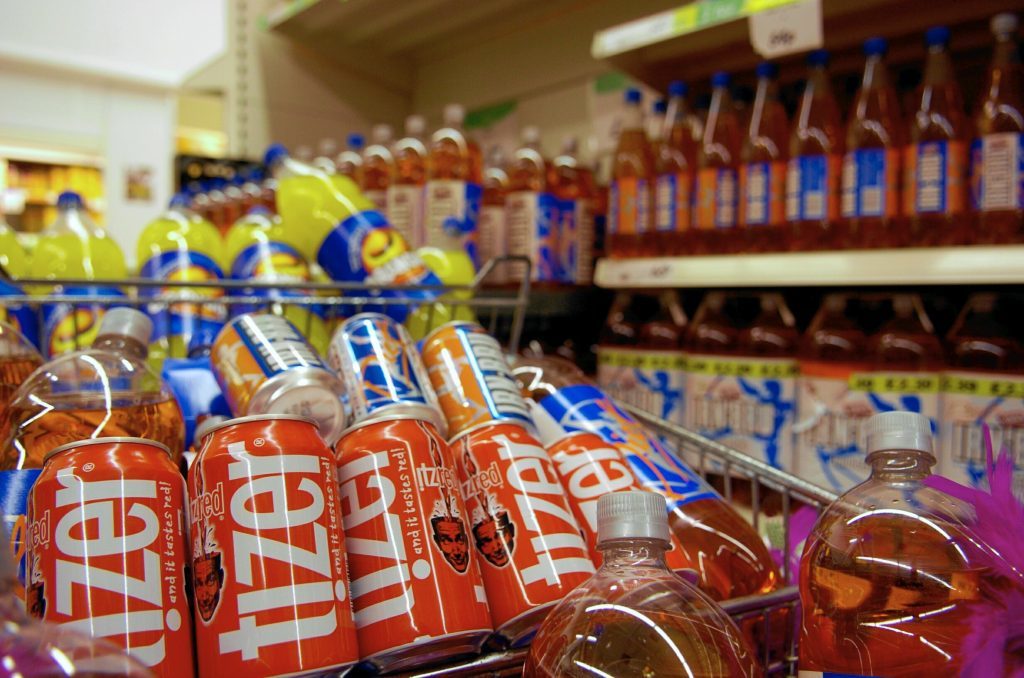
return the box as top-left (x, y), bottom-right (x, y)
top-left (608, 14), bottom-right (1024, 257)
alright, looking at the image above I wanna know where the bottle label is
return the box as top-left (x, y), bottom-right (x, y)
top-left (507, 191), bottom-right (560, 282)
top-left (904, 140), bottom-right (966, 215)
top-left (786, 154), bottom-right (840, 222)
top-left (386, 184), bottom-right (425, 248)
top-left (316, 209), bottom-right (406, 282)
top-left (696, 167), bottom-right (737, 229)
top-left (740, 161), bottom-right (785, 226)
top-left (41, 286), bottom-right (126, 358)
top-left (685, 354), bottom-right (797, 470)
top-left (0, 468), bottom-right (43, 588)
top-left (971, 132), bottom-right (1024, 211)
top-left (609, 177), bottom-right (650, 236)
top-left (231, 240), bottom-right (310, 281)
top-left (596, 347), bottom-right (686, 425)
top-left (569, 198), bottom-right (594, 284)
top-left (655, 172), bottom-right (691, 232)
top-left (477, 204), bottom-right (508, 276)
top-left (139, 250), bottom-right (226, 346)
top-left (841, 148), bottom-right (900, 218)
top-left (424, 179), bottom-right (482, 266)
top-left (794, 361), bottom-right (872, 493)
top-left (364, 188), bottom-right (387, 212)
top-left (534, 384), bottom-right (718, 509)
top-left (0, 278), bottom-right (39, 350)
top-left (363, 251), bottom-right (443, 323)
top-left (845, 369), bottom-right (941, 451)
top-left (940, 370), bottom-right (1024, 499)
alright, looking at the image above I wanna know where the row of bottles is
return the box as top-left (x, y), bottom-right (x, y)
top-left (609, 15), bottom-right (1024, 256)
top-left (597, 290), bottom-right (1024, 496)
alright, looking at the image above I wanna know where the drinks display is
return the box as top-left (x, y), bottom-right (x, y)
top-left (655, 80), bottom-right (698, 256)
top-left (548, 137), bottom-right (596, 285)
top-left (696, 72), bottom-right (741, 254)
top-left (608, 88), bottom-right (655, 258)
top-left (361, 123), bottom-right (394, 212)
top-left (425, 103), bottom-right (483, 266)
top-left (389, 114), bottom-right (429, 247)
top-left (507, 125), bottom-right (558, 282)
top-left (741, 62), bottom-right (789, 253)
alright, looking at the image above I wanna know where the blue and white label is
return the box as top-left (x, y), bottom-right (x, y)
top-left (841, 149), bottom-right (894, 218)
top-left (1, 468), bottom-right (42, 585)
top-left (655, 173), bottom-right (679, 232)
top-left (787, 155), bottom-right (829, 221)
top-left (972, 132), bottom-right (1024, 211)
top-left (231, 240), bottom-right (309, 281)
top-left (139, 250), bottom-right (226, 345)
top-left (558, 197), bottom-right (576, 283)
top-left (743, 162), bottom-right (771, 225)
top-left (0, 278), bottom-right (39, 350)
top-left (508, 191), bottom-right (560, 282)
top-left (596, 347), bottom-right (686, 425)
top-left (424, 180), bottom-right (482, 267)
top-left (316, 209), bottom-right (401, 282)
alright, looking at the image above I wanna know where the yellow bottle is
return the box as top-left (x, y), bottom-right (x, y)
top-left (0, 215), bottom-right (28, 278)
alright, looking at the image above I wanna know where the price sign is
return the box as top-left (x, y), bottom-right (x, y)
top-left (748, 0), bottom-right (823, 59)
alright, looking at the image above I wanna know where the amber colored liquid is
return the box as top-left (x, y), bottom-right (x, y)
top-left (394, 137), bottom-right (427, 186)
top-left (658, 118), bottom-right (698, 256)
top-left (696, 88), bottom-right (742, 255)
top-left (0, 354), bottom-right (44, 422)
top-left (361, 148), bottom-right (393, 194)
top-left (800, 515), bottom-right (980, 675)
top-left (743, 78), bottom-right (790, 253)
top-left (611, 128), bottom-right (656, 258)
top-left (430, 131), bottom-right (483, 183)
top-left (2, 393), bottom-right (185, 468)
top-left (868, 312), bottom-right (944, 371)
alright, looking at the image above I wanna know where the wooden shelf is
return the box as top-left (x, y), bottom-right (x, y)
top-left (594, 247), bottom-right (1024, 288)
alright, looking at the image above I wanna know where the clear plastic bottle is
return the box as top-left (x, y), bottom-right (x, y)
top-left (788, 50), bottom-right (844, 251)
top-left (609, 88), bottom-right (655, 258)
top-left (800, 411), bottom-right (979, 675)
top-left (362, 123), bottom-right (394, 212)
top-left (656, 81), bottom-right (698, 256)
top-left (549, 137), bottom-right (596, 285)
top-left (973, 13), bottom-right (1024, 244)
top-left (0, 321), bottom-right (42, 422)
top-left (696, 72), bottom-right (741, 254)
top-left (841, 37), bottom-right (904, 249)
top-left (742, 62), bottom-right (789, 253)
top-left (525, 491), bottom-right (759, 677)
top-left (906, 26), bottom-right (969, 246)
top-left (389, 114), bottom-right (428, 247)
top-left (313, 138), bottom-right (338, 174)
top-left (508, 125), bottom-right (557, 282)
top-left (425, 104), bottom-right (484, 265)
top-left (336, 132), bottom-right (365, 182)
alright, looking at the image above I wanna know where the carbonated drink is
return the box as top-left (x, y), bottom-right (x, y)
top-left (696, 72), bottom-right (741, 254)
top-left (362, 124), bottom-right (394, 213)
top-left (742, 62), bottom-right (789, 252)
top-left (609, 88), bottom-right (655, 258)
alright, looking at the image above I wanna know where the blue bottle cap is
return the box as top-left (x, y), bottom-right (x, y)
top-left (347, 133), bottom-right (365, 150)
top-left (925, 26), bottom-right (950, 47)
top-left (653, 99), bottom-right (668, 114)
top-left (807, 49), bottom-right (830, 66)
top-left (624, 88), bottom-right (643, 105)
top-left (56, 191), bottom-right (84, 210)
top-left (263, 143), bottom-right (290, 168)
top-left (863, 36), bottom-right (888, 56)
top-left (711, 71), bottom-right (731, 88)
top-left (755, 61), bottom-right (778, 79)
top-left (168, 192), bottom-right (191, 209)
top-left (668, 80), bottom-right (688, 97)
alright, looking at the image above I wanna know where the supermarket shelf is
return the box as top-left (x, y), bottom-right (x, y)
top-left (593, 247), bottom-right (1024, 288)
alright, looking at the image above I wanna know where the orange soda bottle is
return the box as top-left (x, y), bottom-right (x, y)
top-left (336, 133), bottom-right (364, 182)
top-left (609, 88), bottom-right (655, 258)
top-left (741, 62), bottom-right (789, 253)
top-left (388, 114), bottom-right (428, 247)
top-left (656, 81), bottom-right (698, 255)
top-left (972, 13), bottom-right (1024, 243)
top-left (696, 72), bottom-right (741, 254)
top-left (361, 124), bottom-right (394, 214)
top-left (788, 50), bottom-right (843, 251)
top-left (549, 137), bottom-right (596, 285)
top-left (906, 26), bottom-right (969, 246)
top-left (426, 104), bottom-right (484, 265)
top-left (841, 37), bottom-right (904, 248)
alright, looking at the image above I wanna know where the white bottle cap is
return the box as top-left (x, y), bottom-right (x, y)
top-left (317, 138), bottom-right (337, 157)
top-left (405, 114), bottom-right (426, 137)
top-left (372, 124), bottom-right (393, 144)
top-left (865, 411), bottom-right (934, 456)
top-left (443, 103), bottom-right (465, 126)
top-left (992, 13), bottom-right (1019, 36)
top-left (521, 125), bottom-right (541, 145)
top-left (97, 307), bottom-right (153, 347)
top-left (561, 135), bottom-right (578, 154)
top-left (597, 491), bottom-right (670, 544)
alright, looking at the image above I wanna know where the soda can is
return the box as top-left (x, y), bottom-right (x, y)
top-left (328, 312), bottom-right (444, 433)
top-left (451, 421), bottom-right (594, 645)
top-left (25, 437), bottom-right (194, 676)
top-left (421, 321), bottom-right (534, 439)
top-left (335, 416), bottom-right (492, 671)
top-left (189, 415), bottom-right (358, 677)
top-left (210, 313), bottom-right (347, 444)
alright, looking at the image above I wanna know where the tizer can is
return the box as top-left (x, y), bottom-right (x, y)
top-left (452, 421), bottom-right (594, 646)
top-left (25, 438), bottom-right (194, 677)
top-left (211, 313), bottom-right (347, 444)
top-left (335, 416), bottom-right (492, 671)
top-left (421, 321), bottom-right (534, 439)
top-left (328, 312), bottom-right (445, 434)
top-left (189, 415), bottom-right (358, 677)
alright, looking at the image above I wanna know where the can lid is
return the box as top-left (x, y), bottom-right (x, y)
top-left (597, 491), bottom-right (670, 544)
top-left (865, 411), bottom-right (934, 457)
top-left (421, 319), bottom-right (480, 347)
top-left (45, 437), bottom-right (172, 463)
top-left (336, 410), bottom-right (443, 444)
top-left (199, 413), bottom-right (319, 442)
top-left (446, 418), bottom-right (535, 447)
top-left (194, 415), bottom-right (230, 444)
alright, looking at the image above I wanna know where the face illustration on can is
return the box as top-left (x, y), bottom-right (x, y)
top-left (472, 511), bottom-right (515, 568)
top-left (193, 551), bottom-right (225, 623)
top-left (431, 515), bottom-right (470, 573)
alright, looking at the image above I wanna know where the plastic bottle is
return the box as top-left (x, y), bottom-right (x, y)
top-left (647, 98), bottom-right (667, 157)
top-left (788, 50), bottom-right (844, 251)
top-left (479, 147), bottom-right (509, 284)
top-left (595, 292), bottom-right (639, 405)
top-left (362, 123), bottom-right (394, 213)
top-left (524, 491), bottom-right (759, 677)
top-left (635, 290), bottom-right (688, 424)
top-left (742, 62), bottom-right (789, 253)
top-left (841, 37), bottom-right (904, 248)
top-left (425, 103), bottom-right (484, 266)
top-left (609, 88), bottom-right (655, 258)
top-left (941, 294), bottom-right (1024, 492)
top-left (138, 192), bottom-right (227, 363)
top-left (508, 125), bottom-right (558, 283)
top-left (906, 26), bottom-right (969, 246)
top-left (207, 178), bottom-right (236, 235)
top-left (800, 411), bottom-right (979, 675)
top-left (696, 72), bottom-right (741, 254)
top-left (972, 13), bottom-right (1024, 243)
top-left (0, 215), bottom-right (29, 279)
top-left (656, 81), bottom-right (699, 256)
top-left (313, 138), bottom-right (338, 174)
top-left (388, 114), bottom-right (428, 247)
top-left (549, 136), bottom-right (596, 285)
top-left (0, 321), bottom-right (42, 422)
top-left (336, 132), bottom-right (365, 182)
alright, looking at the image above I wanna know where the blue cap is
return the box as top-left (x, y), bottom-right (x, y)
top-left (925, 26), bottom-right (950, 47)
top-left (756, 62), bottom-right (778, 79)
top-left (56, 191), bottom-right (84, 210)
top-left (263, 143), bottom-right (289, 168)
top-left (863, 36), bottom-right (888, 56)
top-left (807, 49), bottom-right (829, 66)
top-left (624, 87), bottom-right (642, 104)
top-left (711, 71), bottom-right (731, 88)
top-left (347, 133), bottom-right (365, 150)
top-left (169, 192), bottom-right (191, 208)
top-left (668, 80), bottom-right (688, 97)
top-left (653, 99), bottom-right (668, 114)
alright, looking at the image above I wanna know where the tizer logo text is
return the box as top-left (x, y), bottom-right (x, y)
top-left (189, 482), bottom-right (224, 521)
top-left (552, 441), bottom-right (635, 532)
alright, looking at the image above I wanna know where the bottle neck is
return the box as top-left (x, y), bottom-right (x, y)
top-left (922, 46), bottom-right (951, 86)
top-left (862, 54), bottom-right (890, 91)
top-left (867, 449), bottom-right (935, 481)
top-left (621, 103), bottom-right (644, 132)
top-left (93, 334), bottom-right (149, 361)
top-left (597, 538), bottom-right (672, 570)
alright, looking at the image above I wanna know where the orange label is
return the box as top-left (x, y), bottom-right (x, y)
top-left (903, 141), bottom-right (967, 216)
top-left (609, 177), bottom-right (650, 235)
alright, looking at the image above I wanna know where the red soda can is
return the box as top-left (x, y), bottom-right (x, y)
top-left (421, 321), bottom-right (534, 439)
top-left (25, 437), bottom-right (194, 677)
top-left (452, 421), bottom-right (594, 645)
top-left (210, 313), bottom-right (347, 443)
top-left (335, 416), bottom-right (493, 671)
top-left (189, 415), bottom-right (358, 677)
top-left (545, 431), bottom-right (693, 571)
top-left (328, 312), bottom-right (445, 433)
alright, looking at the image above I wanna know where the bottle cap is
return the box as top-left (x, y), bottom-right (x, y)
top-left (168, 192), bottom-right (191, 209)
top-left (624, 87), bottom-right (642, 104)
top-left (597, 491), bottom-right (670, 544)
top-left (756, 61), bottom-right (778, 78)
top-left (263, 143), bottom-right (289, 168)
top-left (992, 13), bottom-right (1019, 36)
top-left (406, 114), bottom-right (427, 136)
top-left (443, 103), bottom-right (466, 126)
top-left (371, 124), bottom-right (393, 144)
top-left (521, 125), bottom-right (541, 144)
top-left (317, 138), bottom-right (338, 157)
top-left (863, 36), bottom-right (888, 56)
top-left (807, 49), bottom-right (829, 66)
top-left (865, 411), bottom-right (934, 456)
top-left (561, 135), bottom-right (578, 154)
top-left (56, 191), bottom-right (84, 210)
top-left (653, 99), bottom-right (668, 114)
top-left (346, 133), bottom-right (365, 150)
top-left (925, 26), bottom-right (950, 47)
top-left (97, 307), bottom-right (153, 347)
top-left (711, 71), bottom-right (731, 88)
top-left (668, 80), bottom-right (687, 97)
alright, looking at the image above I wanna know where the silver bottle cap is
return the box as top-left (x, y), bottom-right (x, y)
top-left (597, 491), bottom-right (670, 544)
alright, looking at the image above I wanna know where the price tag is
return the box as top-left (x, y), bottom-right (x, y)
top-left (748, 0), bottom-right (823, 59)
